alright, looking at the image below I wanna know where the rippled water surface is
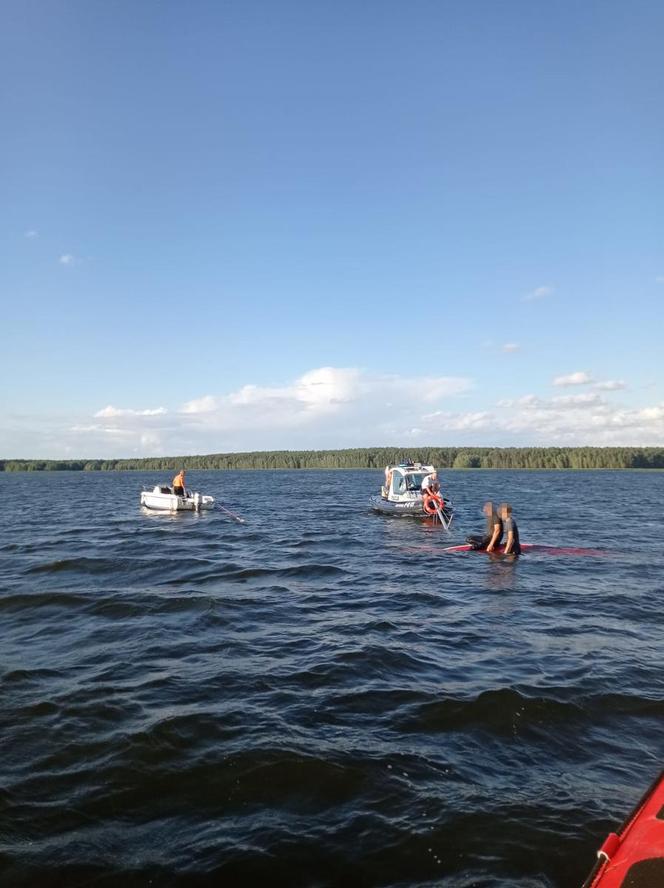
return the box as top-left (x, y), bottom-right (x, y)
top-left (2, 469), bottom-right (664, 887)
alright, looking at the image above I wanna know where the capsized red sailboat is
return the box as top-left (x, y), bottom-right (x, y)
top-left (583, 770), bottom-right (664, 887)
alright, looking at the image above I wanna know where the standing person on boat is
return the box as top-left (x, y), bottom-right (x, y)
top-left (466, 501), bottom-right (503, 551)
top-left (172, 468), bottom-right (187, 496)
top-left (500, 503), bottom-right (521, 555)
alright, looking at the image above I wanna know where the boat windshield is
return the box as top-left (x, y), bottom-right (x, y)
top-left (405, 472), bottom-right (429, 491)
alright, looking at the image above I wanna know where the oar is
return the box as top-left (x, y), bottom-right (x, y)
top-left (434, 500), bottom-right (453, 530)
top-left (435, 504), bottom-right (452, 529)
top-left (425, 489), bottom-right (450, 529)
top-left (218, 503), bottom-right (246, 524)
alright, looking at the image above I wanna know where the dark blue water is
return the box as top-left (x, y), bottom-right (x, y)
top-left (1, 470), bottom-right (663, 887)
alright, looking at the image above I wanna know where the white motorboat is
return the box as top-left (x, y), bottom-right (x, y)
top-left (369, 462), bottom-right (453, 527)
top-left (140, 485), bottom-right (214, 512)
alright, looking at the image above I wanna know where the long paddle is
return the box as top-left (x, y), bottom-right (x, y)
top-left (435, 503), bottom-right (453, 529)
top-left (424, 486), bottom-right (452, 530)
top-left (218, 503), bottom-right (246, 524)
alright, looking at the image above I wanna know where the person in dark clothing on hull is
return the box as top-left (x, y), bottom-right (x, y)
top-left (500, 502), bottom-right (521, 555)
top-left (466, 501), bottom-right (503, 552)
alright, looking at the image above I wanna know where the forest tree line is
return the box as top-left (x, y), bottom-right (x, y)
top-left (2, 447), bottom-right (664, 471)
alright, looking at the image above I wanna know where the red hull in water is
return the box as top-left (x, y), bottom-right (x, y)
top-left (443, 543), bottom-right (530, 554)
top-left (442, 543), bottom-right (605, 556)
top-left (583, 770), bottom-right (664, 887)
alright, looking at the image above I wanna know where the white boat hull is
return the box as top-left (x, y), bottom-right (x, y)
top-left (140, 487), bottom-right (214, 512)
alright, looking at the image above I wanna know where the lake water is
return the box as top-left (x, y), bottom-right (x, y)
top-left (1, 469), bottom-right (663, 887)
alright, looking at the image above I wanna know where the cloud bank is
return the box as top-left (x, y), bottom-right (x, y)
top-left (3, 366), bottom-right (663, 458)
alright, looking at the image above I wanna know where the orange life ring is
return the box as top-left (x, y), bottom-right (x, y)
top-left (423, 491), bottom-right (444, 514)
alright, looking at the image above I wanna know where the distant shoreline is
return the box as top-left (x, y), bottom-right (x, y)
top-left (3, 467), bottom-right (663, 474)
top-left (2, 446), bottom-right (663, 471)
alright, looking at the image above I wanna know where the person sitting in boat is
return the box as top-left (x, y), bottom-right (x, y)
top-left (466, 501), bottom-right (503, 551)
top-left (500, 502), bottom-right (521, 555)
top-left (172, 469), bottom-right (187, 496)
top-left (421, 471), bottom-right (440, 495)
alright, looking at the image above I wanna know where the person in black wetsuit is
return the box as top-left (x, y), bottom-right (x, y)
top-left (466, 501), bottom-right (503, 551)
top-left (500, 502), bottom-right (521, 555)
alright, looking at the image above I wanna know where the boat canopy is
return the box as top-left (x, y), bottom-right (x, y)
top-left (386, 463), bottom-right (434, 497)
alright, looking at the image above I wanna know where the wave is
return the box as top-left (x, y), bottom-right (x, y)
top-left (0, 590), bottom-right (89, 611)
top-left (396, 687), bottom-right (664, 735)
top-left (159, 562), bottom-right (351, 586)
top-left (1, 667), bottom-right (65, 686)
top-left (25, 557), bottom-right (119, 575)
top-left (3, 468), bottom-right (664, 888)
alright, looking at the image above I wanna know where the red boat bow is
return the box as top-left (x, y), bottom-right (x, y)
top-left (583, 770), bottom-right (664, 887)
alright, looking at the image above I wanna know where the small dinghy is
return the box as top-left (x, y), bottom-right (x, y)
top-left (370, 463), bottom-right (453, 527)
top-left (140, 485), bottom-right (214, 512)
top-left (583, 770), bottom-right (664, 888)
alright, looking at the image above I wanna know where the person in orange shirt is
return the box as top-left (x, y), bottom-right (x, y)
top-left (172, 469), bottom-right (186, 496)
top-left (383, 466), bottom-right (393, 499)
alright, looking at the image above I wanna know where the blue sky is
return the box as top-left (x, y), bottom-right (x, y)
top-left (2, 0), bottom-right (663, 457)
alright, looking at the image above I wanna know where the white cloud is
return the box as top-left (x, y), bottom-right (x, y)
top-left (523, 285), bottom-right (554, 302)
top-left (422, 410), bottom-right (493, 431)
top-left (417, 389), bottom-right (664, 445)
top-left (502, 343), bottom-right (520, 353)
top-left (488, 394), bottom-right (664, 444)
top-left (295, 366), bottom-right (362, 406)
top-left (551, 392), bottom-right (602, 408)
top-left (594, 380), bottom-right (626, 391)
top-left (180, 368), bottom-right (472, 432)
top-left (182, 395), bottom-right (218, 414)
top-left (552, 371), bottom-right (593, 387)
top-left (496, 394), bottom-right (540, 409)
top-left (656, 276), bottom-right (664, 284)
top-left (139, 432), bottom-right (163, 452)
top-left (219, 367), bottom-right (365, 414)
top-left (59, 254), bottom-right (75, 266)
top-left (517, 394), bottom-right (541, 408)
top-left (94, 406), bottom-right (167, 418)
top-left (25, 229), bottom-right (39, 239)
top-left (70, 424), bottom-right (131, 436)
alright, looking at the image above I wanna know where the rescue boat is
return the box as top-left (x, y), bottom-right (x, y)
top-left (583, 769), bottom-right (664, 888)
top-left (369, 463), bottom-right (453, 527)
top-left (140, 485), bottom-right (214, 512)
